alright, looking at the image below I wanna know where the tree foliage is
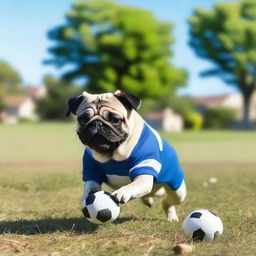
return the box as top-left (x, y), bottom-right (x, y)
top-left (184, 111), bottom-right (204, 130)
top-left (0, 60), bottom-right (22, 92)
top-left (46, 0), bottom-right (187, 98)
top-left (188, 0), bottom-right (256, 127)
top-left (0, 60), bottom-right (22, 110)
top-left (37, 75), bottom-right (82, 120)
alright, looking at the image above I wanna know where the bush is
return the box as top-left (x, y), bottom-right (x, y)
top-left (203, 107), bottom-right (236, 129)
top-left (184, 111), bottom-right (203, 130)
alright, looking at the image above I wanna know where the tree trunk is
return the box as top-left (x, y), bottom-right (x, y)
top-left (239, 71), bottom-right (255, 129)
top-left (241, 91), bottom-right (252, 129)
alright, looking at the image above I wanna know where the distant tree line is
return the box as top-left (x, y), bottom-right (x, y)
top-left (1, 0), bottom-right (255, 129)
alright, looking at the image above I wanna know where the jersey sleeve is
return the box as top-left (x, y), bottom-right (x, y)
top-left (129, 158), bottom-right (161, 181)
top-left (128, 124), bottom-right (163, 181)
top-left (82, 149), bottom-right (107, 184)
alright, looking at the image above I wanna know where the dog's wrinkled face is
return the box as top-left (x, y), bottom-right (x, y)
top-left (76, 93), bottom-right (129, 155)
top-left (66, 91), bottom-right (141, 156)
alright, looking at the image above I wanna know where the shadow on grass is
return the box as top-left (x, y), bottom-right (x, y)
top-left (113, 216), bottom-right (139, 224)
top-left (0, 216), bottom-right (139, 235)
top-left (0, 217), bottom-right (98, 235)
top-left (113, 217), bottom-right (160, 224)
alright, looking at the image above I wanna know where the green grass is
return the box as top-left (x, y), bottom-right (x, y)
top-left (0, 123), bottom-right (255, 255)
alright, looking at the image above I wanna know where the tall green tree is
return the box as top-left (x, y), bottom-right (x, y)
top-left (37, 75), bottom-right (82, 120)
top-left (189, 0), bottom-right (256, 128)
top-left (46, 0), bottom-right (186, 98)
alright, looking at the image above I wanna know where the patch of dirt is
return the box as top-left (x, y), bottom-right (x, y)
top-left (181, 162), bottom-right (256, 171)
top-left (0, 161), bottom-right (80, 172)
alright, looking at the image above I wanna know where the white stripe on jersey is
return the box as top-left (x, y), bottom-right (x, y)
top-left (145, 122), bottom-right (163, 151)
top-left (129, 159), bottom-right (162, 174)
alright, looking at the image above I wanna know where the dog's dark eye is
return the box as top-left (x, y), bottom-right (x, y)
top-left (110, 116), bottom-right (121, 124)
top-left (78, 116), bottom-right (89, 126)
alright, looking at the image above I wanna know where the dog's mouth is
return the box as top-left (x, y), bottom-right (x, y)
top-left (78, 132), bottom-right (122, 155)
top-left (77, 120), bottom-right (128, 155)
top-left (91, 134), bottom-right (120, 153)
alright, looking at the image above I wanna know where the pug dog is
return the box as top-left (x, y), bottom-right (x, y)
top-left (66, 90), bottom-right (186, 221)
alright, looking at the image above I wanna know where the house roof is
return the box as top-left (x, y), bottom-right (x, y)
top-left (5, 95), bottom-right (32, 108)
top-left (187, 94), bottom-right (230, 106)
top-left (24, 86), bottom-right (44, 96)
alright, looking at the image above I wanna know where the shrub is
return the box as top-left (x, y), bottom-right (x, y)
top-left (184, 111), bottom-right (203, 130)
top-left (203, 107), bottom-right (236, 129)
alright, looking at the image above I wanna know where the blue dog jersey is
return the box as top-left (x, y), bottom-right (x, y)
top-left (82, 123), bottom-right (184, 190)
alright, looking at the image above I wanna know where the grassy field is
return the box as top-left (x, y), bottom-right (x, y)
top-left (0, 123), bottom-right (255, 256)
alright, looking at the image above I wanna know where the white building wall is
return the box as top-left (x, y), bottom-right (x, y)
top-left (18, 99), bottom-right (38, 120)
top-left (162, 108), bottom-right (183, 132)
top-left (222, 93), bottom-right (256, 121)
top-left (222, 94), bottom-right (243, 120)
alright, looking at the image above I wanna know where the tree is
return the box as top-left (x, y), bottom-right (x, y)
top-left (46, 0), bottom-right (187, 98)
top-left (0, 60), bottom-right (22, 93)
top-left (37, 75), bottom-right (82, 120)
top-left (188, 0), bottom-right (256, 128)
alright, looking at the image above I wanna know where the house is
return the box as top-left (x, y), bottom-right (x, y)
top-left (188, 92), bottom-right (256, 121)
top-left (24, 86), bottom-right (46, 99)
top-left (144, 108), bottom-right (183, 132)
top-left (0, 95), bottom-right (38, 124)
top-left (0, 86), bottom-right (46, 124)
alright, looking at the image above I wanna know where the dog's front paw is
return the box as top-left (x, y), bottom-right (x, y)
top-left (111, 188), bottom-right (132, 204)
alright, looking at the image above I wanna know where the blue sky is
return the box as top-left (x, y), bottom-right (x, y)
top-left (0, 0), bottom-right (238, 96)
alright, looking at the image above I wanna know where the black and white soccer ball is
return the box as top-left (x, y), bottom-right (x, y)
top-left (182, 209), bottom-right (223, 242)
top-left (81, 191), bottom-right (120, 224)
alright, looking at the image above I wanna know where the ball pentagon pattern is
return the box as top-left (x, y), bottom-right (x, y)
top-left (82, 207), bottom-right (90, 218)
top-left (192, 228), bottom-right (205, 241)
top-left (97, 209), bottom-right (112, 222)
top-left (190, 212), bottom-right (202, 218)
top-left (86, 193), bottom-right (96, 205)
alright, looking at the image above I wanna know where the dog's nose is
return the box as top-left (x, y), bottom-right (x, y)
top-left (93, 120), bottom-right (103, 130)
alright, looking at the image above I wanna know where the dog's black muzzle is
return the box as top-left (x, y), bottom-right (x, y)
top-left (77, 119), bottom-right (125, 154)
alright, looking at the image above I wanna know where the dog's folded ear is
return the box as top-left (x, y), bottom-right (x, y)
top-left (66, 95), bottom-right (84, 116)
top-left (114, 90), bottom-right (141, 111)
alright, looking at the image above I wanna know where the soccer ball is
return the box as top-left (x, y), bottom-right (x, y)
top-left (82, 191), bottom-right (120, 224)
top-left (182, 209), bottom-right (223, 242)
